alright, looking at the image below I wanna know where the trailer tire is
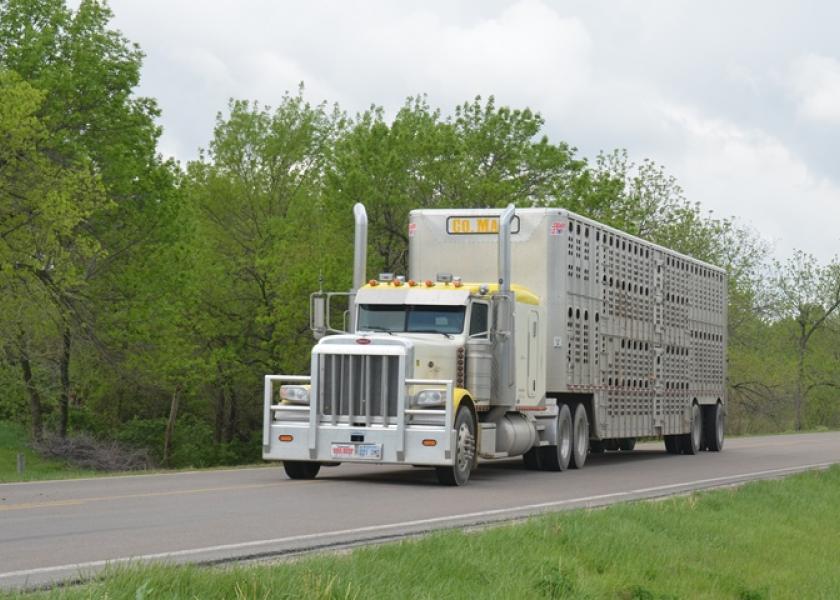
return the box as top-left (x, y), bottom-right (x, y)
top-left (569, 403), bottom-right (589, 469)
top-left (679, 404), bottom-right (702, 455)
top-left (436, 406), bottom-right (475, 486)
top-left (703, 403), bottom-right (725, 452)
top-left (539, 403), bottom-right (572, 471)
top-left (283, 461), bottom-right (321, 480)
top-left (664, 435), bottom-right (680, 454)
top-left (618, 438), bottom-right (636, 452)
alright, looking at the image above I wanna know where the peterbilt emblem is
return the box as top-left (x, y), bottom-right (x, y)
top-left (356, 338), bottom-right (371, 345)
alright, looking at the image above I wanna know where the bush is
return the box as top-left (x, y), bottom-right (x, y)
top-left (34, 433), bottom-right (153, 471)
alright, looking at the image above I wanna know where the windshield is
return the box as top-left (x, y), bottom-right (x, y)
top-left (358, 304), bottom-right (466, 334)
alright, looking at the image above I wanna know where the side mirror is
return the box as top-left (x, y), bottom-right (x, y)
top-left (310, 292), bottom-right (327, 340)
top-left (310, 291), bottom-right (352, 340)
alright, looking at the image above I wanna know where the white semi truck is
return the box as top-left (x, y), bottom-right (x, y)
top-left (263, 204), bottom-right (727, 485)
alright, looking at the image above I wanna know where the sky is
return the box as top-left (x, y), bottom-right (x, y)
top-left (104, 0), bottom-right (840, 262)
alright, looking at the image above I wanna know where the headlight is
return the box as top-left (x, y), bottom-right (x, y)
top-left (414, 389), bottom-right (446, 407)
top-left (280, 385), bottom-right (310, 405)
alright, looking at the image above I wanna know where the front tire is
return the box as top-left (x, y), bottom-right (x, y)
top-left (539, 403), bottom-right (572, 471)
top-left (283, 461), bottom-right (321, 480)
top-left (570, 403), bottom-right (589, 469)
top-left (436, 406), bottom-right (476, 486)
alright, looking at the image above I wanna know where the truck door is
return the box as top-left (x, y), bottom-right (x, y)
top-left (527, 310), bottom-right (539, 398)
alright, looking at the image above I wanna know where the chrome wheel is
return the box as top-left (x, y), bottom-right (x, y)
top-left (436, 407), bottom-right (475, 486)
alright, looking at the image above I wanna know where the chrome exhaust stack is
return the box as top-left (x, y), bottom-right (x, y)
top-left (493, 203), bottom-right (516, 406)
top-left (349, 203), bottom-right (368, 332)
top-left (498, 203), bottom-right (515, 295)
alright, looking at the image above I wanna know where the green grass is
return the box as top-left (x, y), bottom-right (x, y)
top-left (0, 422), bottom-right (95, 483)
top-left (13, 466), bottom-right (840, 599)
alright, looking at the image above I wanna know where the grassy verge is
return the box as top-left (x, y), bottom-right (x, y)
top-left (14, 466), bottom-right (840, 599)
top-left (0, 423), bottom-right (95, 483)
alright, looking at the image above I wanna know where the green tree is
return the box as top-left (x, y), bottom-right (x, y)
top-left (771, 251), bottom-right (840, 430)
top-left (0, 69), bottom-right (107, 438)
top-left (327, 95), bottom-right (585, 274)
top-left (0, 0), bottom-right (179, 439)
top-left (185, 91), bottom-right (342, 444)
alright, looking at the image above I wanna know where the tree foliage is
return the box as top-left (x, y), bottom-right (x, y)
top-left (1, 0), bottom-right (837, 467)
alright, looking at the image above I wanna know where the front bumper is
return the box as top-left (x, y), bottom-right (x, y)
top-left (262, 374), bottom-right (454, 467)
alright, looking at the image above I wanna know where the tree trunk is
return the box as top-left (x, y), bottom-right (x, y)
top-left (58, 326), bottom-right (72, 438)
top-left (795, 341), bottom-right (806, 431)
top-left (214, 384), bottom-right (226, 445)
top-left (224, 386), bottom-right (237, 443)
top-left (19, 344), bottom-right (44, 441)
top-left (163, 388), bottom-right (180, 466)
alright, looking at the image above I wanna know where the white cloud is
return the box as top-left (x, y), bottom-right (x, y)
top-left (790, 53), bottom-right (840, 124)
top-left (660, 103), bottom-right (840, 261)
top-left (100, 0), bottom-right (840, 262)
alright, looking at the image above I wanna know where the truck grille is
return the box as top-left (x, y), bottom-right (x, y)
top-left (316, 354), bottom-right (402, 422)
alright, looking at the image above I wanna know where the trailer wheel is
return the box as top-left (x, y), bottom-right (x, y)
top-left (679, 404), bottom-right (702, 455)
top-left (283, 461), bottom-right (321, 480)
top-left (569, 403), bottom-right (589, 469)
top-left (664, 435), bottom-right (680, 454)
top-left (539, 403), bottom-right (572, 471)
top-left (436, 406), bottom-right (475, 486)
top-left (703, 403), bottom-right (725, 452)
top-left (618, 438), bottom-right (636, 452)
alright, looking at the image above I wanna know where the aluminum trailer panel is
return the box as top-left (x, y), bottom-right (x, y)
top-left (408, 208), bottom-right (726, 439)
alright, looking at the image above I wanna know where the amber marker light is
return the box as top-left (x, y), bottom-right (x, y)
top-left (408, 279), bottom-right (417, 287)
top-left (422, 439), bottom-right (438, 447)
top-left (425, 279), bottom-right (434, 287)
top-left (368, 279), bottom-right (378, 286)
top-left (278, 434), bottom-right (294, 442)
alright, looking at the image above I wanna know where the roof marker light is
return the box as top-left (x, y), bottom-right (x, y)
top-left (368, 279), bottom-right (378, 286)
top-left (425, 279), bottom-right (434, 287)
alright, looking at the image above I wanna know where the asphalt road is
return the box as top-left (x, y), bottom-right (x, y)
top-left (2, 432), bottom-right (839, 590)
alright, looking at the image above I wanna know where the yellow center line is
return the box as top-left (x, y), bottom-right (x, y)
top-left (0, 481), bottom-right (316, 512)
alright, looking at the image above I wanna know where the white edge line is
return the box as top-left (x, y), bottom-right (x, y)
top-left (1, 461), bottom-right (834, 582)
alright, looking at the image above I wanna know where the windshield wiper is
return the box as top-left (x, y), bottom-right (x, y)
top-left (359, 326), bottom-right (394, 335)
top-left (409, 330), bottom-right (454, 339)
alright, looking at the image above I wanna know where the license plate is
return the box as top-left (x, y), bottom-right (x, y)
top-left (330, 443), bottom-right (382, 460)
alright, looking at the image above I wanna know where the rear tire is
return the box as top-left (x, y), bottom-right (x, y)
top-left (569, 403), bottom-right (589, 469)
top-left (283, 461), bottom-right (321, 480)
top-left (618, 437), bottom-right (636, 452)
top-left (436, 406), bottom-right (476, 486)
top-left (703, 403), bottom-right (725, 452)
top-left (679, 404), bottom-right (702, 455)
top-left (539, 404), bottom-right (573, 471)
